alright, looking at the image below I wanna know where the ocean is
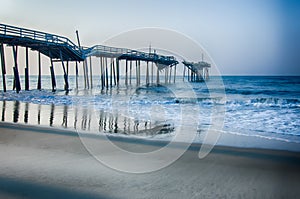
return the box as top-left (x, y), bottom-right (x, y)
top-left (0, 75), bottom-right (299, 151)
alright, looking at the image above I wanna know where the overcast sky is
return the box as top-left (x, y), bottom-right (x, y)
top-left (1, 0), bottom-right (300, 75)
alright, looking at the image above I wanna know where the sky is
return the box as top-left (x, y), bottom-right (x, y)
top-left (1, 0), bottom-right (300, 75)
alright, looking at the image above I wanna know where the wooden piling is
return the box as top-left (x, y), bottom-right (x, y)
top-left (66, 61), bottom-right (69, 76)
top-left (138, 60), bottom-right (141, 85)
top-left (25, 47), bottom-right (29, 90)
top-left (105, 57), bottom-right (108, 89)
top-left (151, 62), bottom-right (154, 84)
top-left (129, 61), bottom-right (132, 85)
top-left (135, 60), bottom-right (139, 85)
top-left (37, 52), bottom-right (41, 90)
top-left (174, 64), bottom-right (176, 83)
top-left (110, 58), bottom-right (113, 87)
top-left (125, 60), bottom-right (128, 85)
top-left (89, 56), bottom-right (93, 89)
top-left (146, 61), bottom-right (149, 85)
top-left (112, 58), bottom-right (116, 86)
top-left (116, 58), bottom-right (120, 85)
top-left (83, 59), bottom-right (87, 89)
top-left (100, 57), bottom-right (104, 89)
top-left (75, 61), bottom-right (79, 89)
top-left (169, 66), bottom-right (172, 83)
top-left (12, 46), bottom-right (21, 93)
top-left (0, 43), bottom-right (6, 92)
top-left (49, 57), bottom-right (56, 92)
top-left (59, 51), bottom-right (69, 91)
top-left (165, 66), bottom-right (168, 84)
top-left (156, 65), bottom-right (159, 85)
top-left (85, 59), bottom-right (89, 89)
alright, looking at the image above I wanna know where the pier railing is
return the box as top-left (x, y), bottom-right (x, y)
top-left (0, 23), bottom-right (82, 58)
top-left (84, 45), bottom-right (178, 66)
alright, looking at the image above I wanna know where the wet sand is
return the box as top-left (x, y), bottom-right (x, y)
top-left (0, 122), bottom-right (300, 199)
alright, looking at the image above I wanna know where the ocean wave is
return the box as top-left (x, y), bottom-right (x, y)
top-left (226, 97), bottom-right (300, 108)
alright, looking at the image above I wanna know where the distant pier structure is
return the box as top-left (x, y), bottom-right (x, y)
top-left (182, 58), bottom-right (210, 82)
top-left (0, 23), bottom-right (210, 92)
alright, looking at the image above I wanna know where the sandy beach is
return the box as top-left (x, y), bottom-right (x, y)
top-left (0, 122), bottom-right (300, 199)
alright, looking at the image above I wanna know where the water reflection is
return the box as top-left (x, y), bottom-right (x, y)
top-left (0, 101), bottom-right (174, 138)
top-left (24, 102), bottom-right (29, 124)
top-left (13, 101), bottom-right (20, 123)
top-left (1, 101), bottom-right (5, 122)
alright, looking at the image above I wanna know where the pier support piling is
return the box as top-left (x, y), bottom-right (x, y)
top-left (112, 59), bottom-right (116, 86)
top-left (136, 61), bottom-right (138, 85)
top-left (105, 58), bottom-right (108, 89)
top-left (125, 60), bottom-right (128, 85)
top-left (0, 43), bottom-right (6, 92)
top-left (37, 52), bottom-right (41, 90)
top-left (129, 61), bottom-right (132, 85)
top-left (146, 61), bottom-right (149, 85)
top-left (100, 57), bottom-right (104, 89)
top-left (116, 58), bottom-right (120, 86)
top-left (89, 56), bottom-right (93, 89)
top-left (75, 61), bottom-right (79, 90)
top-left (12, 46), bottom-right (21, 93)
top-left (25, 47), bottom-right (29, 90)
top-left (110, 58), bottom-right (113, 87)
top-left (156, 64), bottom-right (160, 85)
top-left (60, 51), bottom-right (69, 91)
top-left (49, 54), bottom-right (56, 92)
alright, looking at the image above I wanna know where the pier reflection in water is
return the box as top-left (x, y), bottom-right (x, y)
top-left (0, 101), bottom-right (174, 138)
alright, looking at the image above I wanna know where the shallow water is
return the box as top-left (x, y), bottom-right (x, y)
top-left (0, 75), bottom-right (299, 148)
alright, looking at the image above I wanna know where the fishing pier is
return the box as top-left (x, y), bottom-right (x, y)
top-left (0, 23), bottom-right (210, 92)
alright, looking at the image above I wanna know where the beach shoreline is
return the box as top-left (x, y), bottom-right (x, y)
top-left (0, 122), bottom-right (300, 198)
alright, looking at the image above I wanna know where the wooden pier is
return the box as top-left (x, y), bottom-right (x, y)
top-left (0, 23), bottom-right (210, 92)
top-left (182, 60), bottom-right (210, 82)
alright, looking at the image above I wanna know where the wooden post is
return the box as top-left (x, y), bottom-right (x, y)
top-left (25, 47), bottom-right (29, 90)
top-left (85, 59), bottom-right (89, 89)
top-left (116, 58), bottom-right (120, 85)
top-left (151, 61), bottom-right (153, 84)
top-left (49, 56), bottom-right (56, 92)
top-left (112, 58), bottom-right (116, 86)
top-left (156, 63), bottom-right (159, 85)
top-left (165, 66), bottom-right (168, 84)
top-left (0, 43), bottom-right (6, 92)
top-left (125, 60), bottom-right (128, 85)
top-left (105, 57), bottom-right (108, 89)
top-left (169, 66), bottom-right (172, 83)
top-left (37, 52), bottom-right (41, 90)
top-left (100, 57), bottom-right (104, 89)
top-left (59, 51), bottom-right (69, 91)
top-left (66, 61), bottom-right (69, 76)
top-left (146, 61), bottom-right (149, 85)
top-left (129, 60), bottom-right (132, 85)
top-left (89, 56), bottom-right (93, 89)
top-left (183, 65), bottom-right (186, 82)
top-left (75, 61), bottom-right (79, 90)
top-left (110, 58), bottom-right (113, 87)
top-left (136, 60), bottom-right (138, 85)
top-left (12, 46), bottom-right (21, 93)
top-left (174, 64), bottom-right (176, 83)
top-left (83, 59), bottom-right (87, 89)
top-left (138, 60), bottom-right (141, 85)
